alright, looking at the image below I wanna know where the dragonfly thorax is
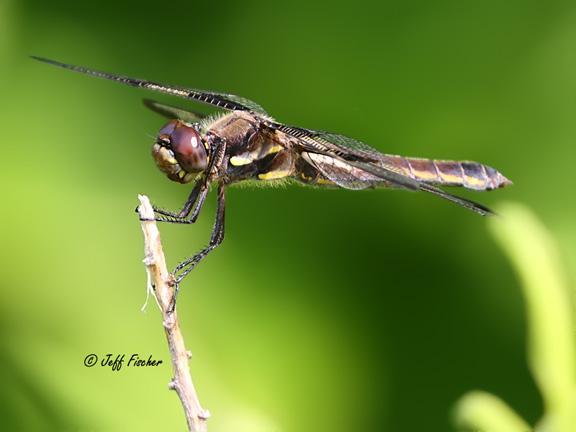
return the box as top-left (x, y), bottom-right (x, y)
top-left (151, 119), bottom-right (209, 184)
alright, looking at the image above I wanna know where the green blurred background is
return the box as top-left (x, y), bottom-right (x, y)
top-left (1, 0), bottom-right (575, 430)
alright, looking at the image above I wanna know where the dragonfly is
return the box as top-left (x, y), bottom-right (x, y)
top-left (33, 56), bottom-right (511, 288)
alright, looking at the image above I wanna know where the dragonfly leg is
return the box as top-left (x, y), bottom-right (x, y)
top-left (136, 179), bottom-right (203, 223)
top-left (152, 182), bottom-right (209, 224)
top-left (169, 182), bottom-right (226, 310)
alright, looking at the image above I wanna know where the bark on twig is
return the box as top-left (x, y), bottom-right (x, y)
top-left (137, 195), bottom-right (209, 432)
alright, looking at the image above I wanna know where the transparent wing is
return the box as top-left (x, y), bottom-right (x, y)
top-left (301, 152), bottom-right (380, 190)
top-left (269, 122), bottom-right (419, 190)
top-left (418, 183), bottom-right (494, 216)
top-left (270, 122), bottom-right (494, 215)
top-left (311, 131), bottom-right (388, 159)
top-left (320, 133), bottom-right (496, 215)
top-left (143, 99), bottom-right (206, 123)
top-left (32, 56), bottom-right (269, 114)
top-left (207, 91), bottom-right (268, 114)
top-left (269, 123), bottom-right (386, 160)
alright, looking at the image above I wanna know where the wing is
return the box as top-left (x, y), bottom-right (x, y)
top-left (268, 123), bottom-right (387, 161)
top-left (143, 99), bottom-right (206, 123)
top-left (301, 152), bottom-right (381, 190)
top-left (418, 183), bottom-right (494, 216)
top-left (31, 56), bottom-right (269, 114)
top-left (268, 122), bottom-right (420, 190)
top-left (268, 122), bottom-right (494, 216)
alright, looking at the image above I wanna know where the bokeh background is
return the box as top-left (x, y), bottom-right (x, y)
top-left (1, 0), bottom-right (575, 430)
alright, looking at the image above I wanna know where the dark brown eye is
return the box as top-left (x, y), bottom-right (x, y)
top-left (170, 124), bottom-right (207, 173)
top-left (158, 120), bottom-right (178, 139)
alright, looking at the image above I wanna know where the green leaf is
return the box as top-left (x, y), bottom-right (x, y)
top-left (489, 203), bottom-right (575, 428)
top-left (453, 390), bottom-right (531, 432)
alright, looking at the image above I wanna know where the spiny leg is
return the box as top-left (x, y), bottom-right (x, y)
top-left (152, 181), bottom-right (209, 224)
top-left (152, 180), bottom-right (202, 219)
top-left (169, 182), bottom-right (226, 310)
top-left (175, 182), bottom-right (225, 281)
top-left (137, 180), bottom-right (203, 223)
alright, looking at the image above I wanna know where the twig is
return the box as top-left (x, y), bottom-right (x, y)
top-left (137, 195), bottom-right (209, 432)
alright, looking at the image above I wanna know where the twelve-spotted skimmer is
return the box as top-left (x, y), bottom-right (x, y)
top-left (33, 56), bottom-right (511, 288)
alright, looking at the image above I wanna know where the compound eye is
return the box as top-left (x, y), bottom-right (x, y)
top-left (171, 125), bottom-right (207, 173)
top-left (157, 120), bottom-right (178, 141)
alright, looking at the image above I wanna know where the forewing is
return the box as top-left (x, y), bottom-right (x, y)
top-left (311, 131), bottom-right (390, 160)
top-left (268, 123), bottom-right (386, 159)
top-left (32, 56), bottom-right (269, 114)
top-left (208, 92), bottom-right (268, 114)
top-left (268, 122), bottom-right (419, 190)
top-left (143, 99), bottom-right (206, 123)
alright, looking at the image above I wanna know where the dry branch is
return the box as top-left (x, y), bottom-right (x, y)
top-left (137, 195), bottom-right (209, 432)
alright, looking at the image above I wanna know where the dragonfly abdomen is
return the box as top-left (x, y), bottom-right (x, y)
top-left (381, 156), bottom-right (511, 190)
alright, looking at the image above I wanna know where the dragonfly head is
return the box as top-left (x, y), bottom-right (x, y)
top-left (151, 120), bottom-right (208, 183)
